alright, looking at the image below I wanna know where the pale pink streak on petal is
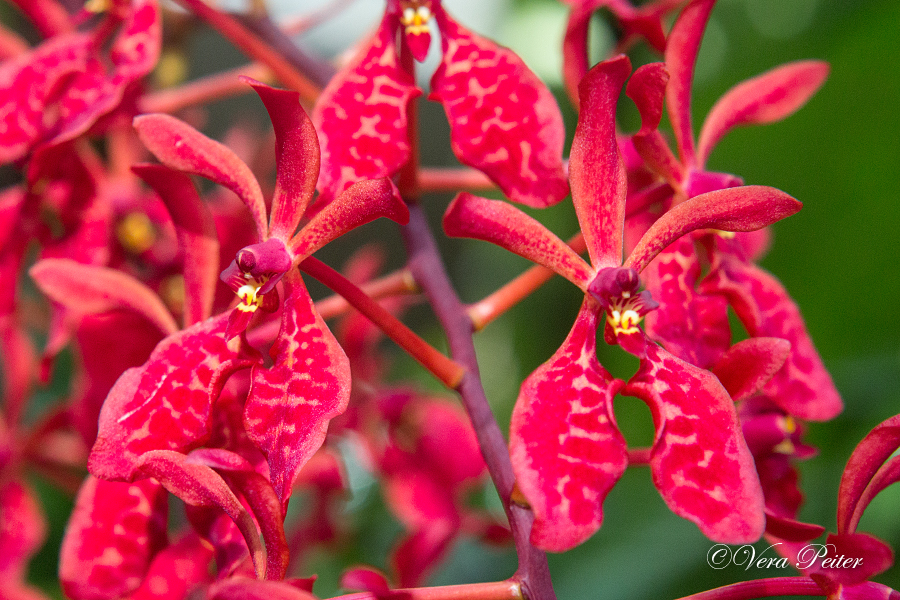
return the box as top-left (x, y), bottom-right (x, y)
top-left (246, 79), bottom-right (319, 239)
top-left (569, 55), bottom-right (631, 269)
top-left (30, 258), bottom-right (178, 336)
top-left (664, 0), bottom-right (716, 166)
top-left (430, 9), bottom-right (568, 208)
top-left (510, 300), bottom-right (627, 552)
top-left (697, 60), bottom-right (829, 166)
top-left (312, 15), bottom-right (419, 205)
top-left (625, 342), bottom-right (765, 544)
top-left (443, 193), bottom-right (593, 289)
top-left (134, 114), bottom-right (268, 239)
top-left (626, 185), bottom-right (801, 273)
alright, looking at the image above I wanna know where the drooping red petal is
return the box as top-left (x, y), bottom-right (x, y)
top-left (430, 8), bottom-right (568, 208)
top-left (509, 300), bottom-right (627, 552)
top-left (697, 60), bottom-right (829, 166)
top-left (701, 252), bottom-right (842, 421)
top-left (624, 342), bottom-right (766, 544)
top-left (712, 337), bottom-right (791, 402)
top-left (244, 271), bottom-right (350, 511)
top-left (30, 258), bottom-right (179, 336)
top-left (245, 79), bottom-right (319, 239)
top-left (290, 178), bottom-right (409, 261)
top-left (569, 55), bottom-right (631, 269)
top-left (805, 532), bottom-right (894, 587)
top-left (664, 0), bottom-right (715, 167)
top-left (132, 164), bottom-right (219, 327)
top-left (59, 476), bottom-right (168, 600)
top-left (625, 185), bottom-right (802, 273)
top-left (128, 534), bottom-right (213, 600)
top-left (88, 313), bottom-right (244, 481)
top-left (133, 114), bottom-right (268, 239)
top-left (561, 0), bottom-right (601, 110)
top-left (443, 193), bottom-right (593, 289)
top-left (626, 63), bottom-right (685, 185)
top-left (765, 513), bottom-right (825, 542)
top-left (311, 15), bottom-right (419, 205)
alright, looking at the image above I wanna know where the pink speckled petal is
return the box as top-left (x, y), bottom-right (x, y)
top-left (88, 313), bottom-right (243, 481)
top-left (443, 193), bottom-right (593, 289)
top-left (134, 114), bottom-right (268, 239)
top-left (664, 0), bottom-right (715, 166)
top-left (312, 15), bottom-right (419, 205)
top-left (430, 9), bottom-right (568, 207)
top-left (625, 342), bottom-right (766, 544)
top-left (569, 55), bottom-right (631, 269)
top-left (30, 258), bottom-right (179, 336)
top-left (702, 251), bottom-right (842, 421)
top-left (128, 534), bottom-right (213, 600)
top-left (245, 79), bottom-right (319, 239)
top-left (133, 164), bottom-right (219, 327)
top-left (712, 337), bottom-right (791, 402)
top-left (59, 476), bottom-right (168, 600)
top-left (244, 271), bottom-right (350, 511)
top-left (510, 300), bottom-right (627, 552)
top-left (626, 185), bottom-right (802, 273)
top-left (697, 60), bottom-right (829, 166)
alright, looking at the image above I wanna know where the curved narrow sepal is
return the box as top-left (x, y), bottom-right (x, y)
top-left (837, 414), bottom-right (900, 533)
top-left (765, 513), bottom-right (825, 542)
top-left (806, 533), bottom-right (894, 587)
top-left (291, 178), bottom-right (409, 261)
top-left (701, 255), bottom-right (842, 421)
top-left (89, 313), bottom-right (241, 481)
top-left (245, 79), bottom-right (319, 239)
top-left (561, 0), bottom-right (596, 110)
top-left (570, 55), bottom-right (631, 269)
top-left (132, 164), bottom-right (219, 327)
top-left (713, 337), bottom-right (791, 402)
top-left (312, 15), bottom-right (420, 205)
top-left (244, 272), bottom-right (351, 512)
top-left (509, 300), bottom-right (627, 552)
top-left (443, 193), bottom-right (593, 289)
top-left (133, 114), bottom-right (268, 240)
top-left (626, 186), bottom-right (802, 273)
top-left (30, 258), bottom-right (179, 336)
top-left (846, 456), bottom-right (900, 540)
top-left (664, 0), bottom-right (716, 166)
top-left (697, 60), bottom-right (829, 166)
top-left (430, 9), bottom-right (568, 208)
top-left (59, 477), bottom-right (168, 600)
top-left (626, 63), bottom-right (685, 184)
top-left (625, 342), bottom-right (766, 544)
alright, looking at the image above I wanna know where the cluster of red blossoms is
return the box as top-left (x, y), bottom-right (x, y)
top-left (0, 0), bottom-right (897, 599)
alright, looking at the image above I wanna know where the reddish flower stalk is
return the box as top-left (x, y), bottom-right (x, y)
top-left (314, 268), bottom-right (418, 320)
top-left (333, 579), bottom-right (523, 600)
top-left (416, 167), bottom-right (497, 194)
top-left (139, 62), bottom-right (275, 114)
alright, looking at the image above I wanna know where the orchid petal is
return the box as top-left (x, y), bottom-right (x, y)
top-left (0, 322), bottom-right (36, 430)
top-left (340, 567), bottom-right (392, 595)
top-left (625, 342), bottom-right (765, 543)
top-left (765, 513), bottom-right (825, 542)
top-left (132, 164), bottom-right (219, 327)
top-left (701, 254), bottom-right (842, 421)
top-left (244, 271), bottom-right (350, 512)
top-left (0, 481), bottom-right (46, 582)
top-left (59, 477), bottom-right (168, 600)
top-left (430, 9), bottom-right (568, 207)
top-left (664, 0), bottom-right (716, 166)
top-left (30, 258), bottom-right (178, 336)
top-left (128, 534), bottom-right (213, 600)
top-left (806, 533), bottom-right (894, 586)
top-left (290, 178), bottom-right (409, 261)
top-left (207, 578), bottom-right (318, 600)
top-left (626, 186), bottom-right (802, 273)
top-left (246, 79), bottom-right (319, 239)
top-left (626, 63), bottom-right (686, 184)
top-left (561, 0), bottom-right (599, 110)
top-left (847, 455), bottom-right (900, 537)
top-left (570, 55), bottom-right (631, 269)
top-left (713, 337), bottom-right (791, 402)
top-left (88, 313), bottom-right (245, 481)
top-left (312, 15), bottom-right (419, 205)
top-left (697, 60), bottom-right (829, 166)
top-left (134, 114), bottom-right (268, 239)
top-left (509, 300), bottom-right (627, 552)
top-left (443, 193), bottom-right (593, 289)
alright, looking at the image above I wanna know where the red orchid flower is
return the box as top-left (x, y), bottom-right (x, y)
top-left (312, 0), bottom-right (568, 207)
top-left (445, 55), bottom-right (803, 552)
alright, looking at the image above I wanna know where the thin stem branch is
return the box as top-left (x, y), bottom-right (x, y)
top-left (299, 257), bottom-right (465, 389)
top-left (417, 167), bottom-right (496, 194)
top-left (139, 63), bottom-right (274, 114)
top-left (315, 268), bottom-right (418, 320)
top-left (674, 577), bottom-right (823, 600)
top-left (333, 580), bottom-right (522, 600)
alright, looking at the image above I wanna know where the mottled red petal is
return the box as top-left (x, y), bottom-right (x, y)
top-left (443, 193), bottom-right (593, 289)
top-left (713, 337), bottom-right (791, 402)
top-left (134, 114), bottom-right (268, 239)
top-left (626, 186), bottom-right (802, 273)
top-left (509, 300), bottom-right (627, 552)
top-left (430, 9), bottom-right (568, 208)
top-left (626, 63), bottom-right (685, 185)
top-left (59, 477), bottom-right (167, 600)
top-left (207, 578), bottom-right (317, 600)
top-left (569, 55), bottom-right (631, 269)
top-left (129, 534), bottom-right (213, 600)
top-left (697, 60), bottom-right (829, 166)
top-left (0, 481), bottom-right (46, 582)
top-left (244, 271), bottom-right (350, 511)
top-left (625, 342), bottom-right (765, 543)
top-left (312, 15), bottom-right (419, 205)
